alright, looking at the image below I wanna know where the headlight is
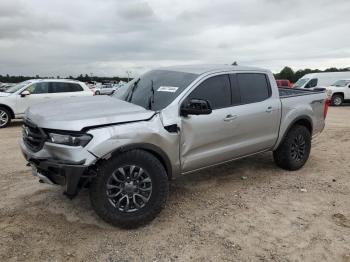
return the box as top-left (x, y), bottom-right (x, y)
top-left (47, 132), bottom-right (92, 147)
top-left (326, 89), bottom-right (333, 96)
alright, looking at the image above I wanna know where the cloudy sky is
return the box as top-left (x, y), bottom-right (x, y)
top-left (0, 0), bottom-right (349, 77)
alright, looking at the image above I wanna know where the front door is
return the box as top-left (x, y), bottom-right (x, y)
top-left (16, 82), bottom-right (51, 115)
top-left (180, 74), bottom-right (234, 172)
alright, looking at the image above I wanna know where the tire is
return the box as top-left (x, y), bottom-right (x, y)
top-left (0, 107), bottom-right (11, 128)
top-left (331, 94), bottom-right (343, 106)
top-left (90, 149), bottom-right (169, 228)
top-left (95, 91), bottom-right (100, 95)
top-left (273, 125), bottom-right (311, 171)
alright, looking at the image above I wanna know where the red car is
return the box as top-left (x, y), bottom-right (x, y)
top-left (276, 79), bottom-right (293, 88)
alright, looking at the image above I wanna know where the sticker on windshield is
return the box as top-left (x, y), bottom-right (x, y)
top-left (157, 86), bottom-right (179, 93)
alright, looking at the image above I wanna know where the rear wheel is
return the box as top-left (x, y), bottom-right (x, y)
top-left (0, 107), bottom-right (11, 128)
top-left (95, 91), bottom-right (100, 95)
top-left (273, 125), bottom-right (311, 171)
top-left (331, 94), bottom-right (343, 106)
top-left (90, 150), bottom-right (169, 228)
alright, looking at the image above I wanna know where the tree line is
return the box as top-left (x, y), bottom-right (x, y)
top-left (0, 74), bottom-right (130, 83)
top-left (275, 66), bottom-right (350, 83)
top-left (1, 66), bottom-right (350, 84)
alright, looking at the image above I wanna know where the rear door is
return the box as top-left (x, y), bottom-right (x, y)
top-left (224, 73), bottom-right (281, 157)
top-left (49, 82), bottom-right (87, 99)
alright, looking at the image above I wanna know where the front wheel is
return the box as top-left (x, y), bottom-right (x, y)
top-left (0, 107), bottom-right (11, 128)
top-left (90, 150), bottom-right (169, 228)
top-left (331, 94), bottom-right (343, 106)
top-left (273, 125), bottom-right (311, 171)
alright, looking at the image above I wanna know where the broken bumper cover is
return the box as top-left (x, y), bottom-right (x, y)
top-left (20, 139), bottom-right (97, 198)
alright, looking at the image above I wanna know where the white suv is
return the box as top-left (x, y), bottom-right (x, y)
top-left (0, 79), bottom-right (93, 128)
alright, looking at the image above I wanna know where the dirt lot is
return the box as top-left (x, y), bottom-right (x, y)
top-left (0, 107), bottom-right (350, 262)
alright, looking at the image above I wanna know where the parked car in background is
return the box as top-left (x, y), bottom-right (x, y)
top-left (0, 83), bottom-right (14, 92)
top-left (0, 79), bottom-right (93, 128)
top-left (93, 84), bottom-right (118, 95)
top-left (325, 79), bottom-right (350, 106)
top-left (276, 79), bottom-right (292, 88)
top-left (20, 65), bottom-right (327, 228)
top-left (293, 72), bottom-right (350, 89)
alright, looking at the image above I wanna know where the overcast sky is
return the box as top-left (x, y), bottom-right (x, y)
top-left (0, 0), bottom-right (349, 77)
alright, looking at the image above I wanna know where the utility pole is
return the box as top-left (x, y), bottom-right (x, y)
top-left (126, 71), bottom-right (131, 82)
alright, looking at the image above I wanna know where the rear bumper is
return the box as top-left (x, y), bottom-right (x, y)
top-left (20, 139), bottom-right (97, 198)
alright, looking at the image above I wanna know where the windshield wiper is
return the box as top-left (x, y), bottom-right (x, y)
top-left (125, 78), bottom-right (140, 102)
top-left (147, 80), bottom-right (155, 110)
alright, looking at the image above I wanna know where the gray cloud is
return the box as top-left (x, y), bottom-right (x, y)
top-left (0, 0), bottom-right (349, 77)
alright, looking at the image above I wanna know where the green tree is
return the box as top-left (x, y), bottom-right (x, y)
top-left (278, 66), bottom-right (295, 82)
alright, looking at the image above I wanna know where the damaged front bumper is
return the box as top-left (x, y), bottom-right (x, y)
top-left (20, 139), bottom-right (98, 198)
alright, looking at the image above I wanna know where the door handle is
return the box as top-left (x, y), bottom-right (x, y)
top-left (266, 106), bottom-right (273, 113)
top-left (224, 114), bottom-right (237, 121)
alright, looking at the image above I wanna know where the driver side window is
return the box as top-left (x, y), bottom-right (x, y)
top-left (187, 74), bottom-right (231, 110)
top-left (26, 82), bottom-right (49, 94)
top-left (307, 78), bottom-right (318, 88)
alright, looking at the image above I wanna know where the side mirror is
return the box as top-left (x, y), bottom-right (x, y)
top-left (20, 90), bottom-right (30, 97)
top-left (180, 99), bottom-right (212, 117)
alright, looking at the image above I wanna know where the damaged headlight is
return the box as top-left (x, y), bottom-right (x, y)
top-left (47, 132), bottom-right (92, 147)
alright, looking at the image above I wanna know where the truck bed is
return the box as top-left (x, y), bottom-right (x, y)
top-left (278, 87), bottom-right (325, 98)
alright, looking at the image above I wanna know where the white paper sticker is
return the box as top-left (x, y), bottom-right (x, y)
top-left (157, 86), bottom-right (179, 93)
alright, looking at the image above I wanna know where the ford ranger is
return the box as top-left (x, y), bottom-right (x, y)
top-left (20, 65), bottom-right (328, 228)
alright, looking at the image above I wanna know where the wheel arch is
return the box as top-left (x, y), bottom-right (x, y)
top-left (276, 115), bottom-right (313, 150)
top-left (0, 104), bottom-right (15, 119)
top-left (105, 143), bottom-right (173, 180)
top-left (332, 92), bottom-right (344, 98)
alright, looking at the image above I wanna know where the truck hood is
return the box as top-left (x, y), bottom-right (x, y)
top-left (0, 92), bottom-right (11, 97)
top-left (25, 96), bottom-right (155, 131)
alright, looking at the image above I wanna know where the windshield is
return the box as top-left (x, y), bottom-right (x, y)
top-left (113, 70), bottom-right (199, 111)
top-left (5, 81), bottom-right (32, 93)
top-left (293, 78), bottom-right (309, 88)
top-left (331, 80), bottom-right (350, 87)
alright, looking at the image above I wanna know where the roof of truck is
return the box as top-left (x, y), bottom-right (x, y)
top-left (159, 64), bottom-right (269, 75)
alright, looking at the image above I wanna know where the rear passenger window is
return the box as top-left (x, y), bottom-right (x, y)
top-left (49, 83), bottom-right (83, 93)
top-left (188, 75), bottom-right (231, 110)
top-left (237, 73), bottom-right (271, 104)
top-left (68, 83), bottom-right (84, 92)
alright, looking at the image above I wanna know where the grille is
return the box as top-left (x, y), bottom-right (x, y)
top-left (22, 120), bottom-right (46, 152)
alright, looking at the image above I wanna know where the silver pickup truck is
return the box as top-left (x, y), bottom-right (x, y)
top-left (20, 65), bottom-right (328, 228)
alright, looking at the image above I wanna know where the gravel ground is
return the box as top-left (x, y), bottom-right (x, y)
top-left (0, 107), bottom-right (350, 262)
